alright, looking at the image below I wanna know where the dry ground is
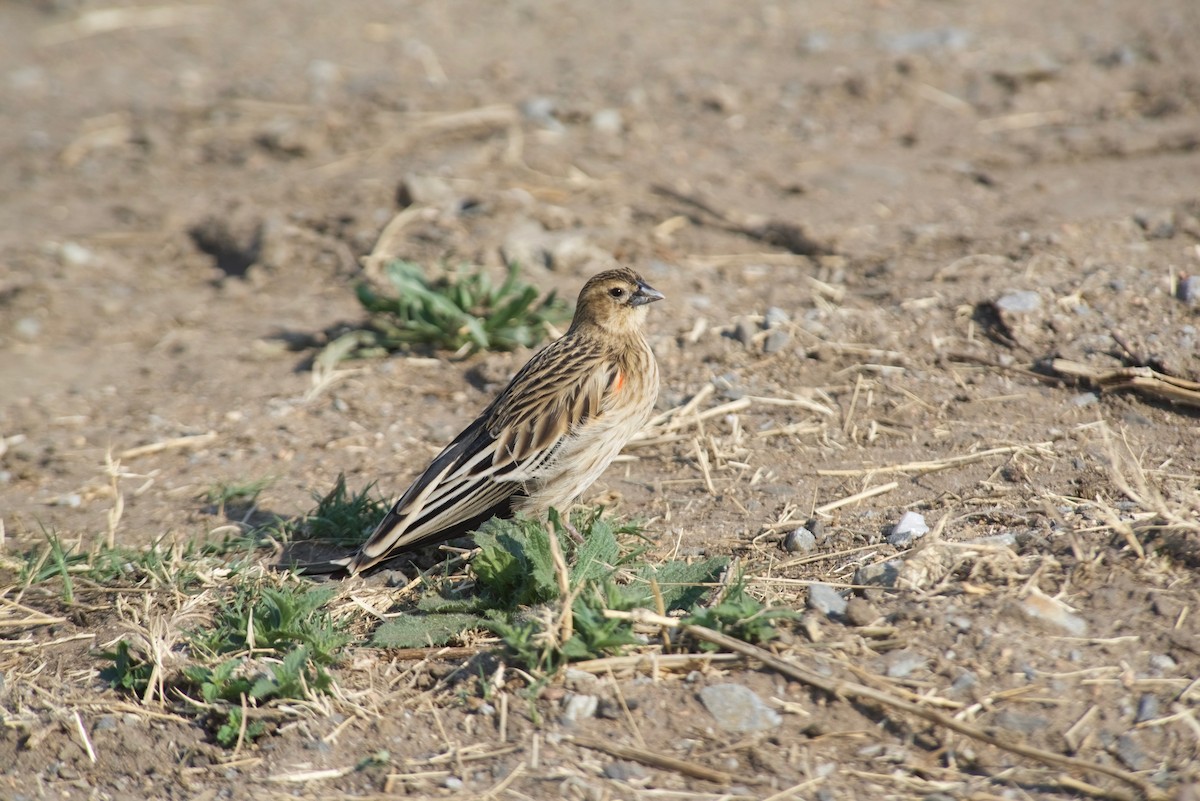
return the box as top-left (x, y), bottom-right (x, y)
top-left (2, 1), bottom-right (1200, 799)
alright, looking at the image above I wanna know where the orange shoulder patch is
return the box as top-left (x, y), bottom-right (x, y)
top-left (612, 370), bottom-right (625, 393)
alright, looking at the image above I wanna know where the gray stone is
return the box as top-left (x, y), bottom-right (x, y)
top-left (1135, 209), bottom-right (1176, 240)
top-left (733, 319), bottom-right (756, 346)
top-left (763, 329), bottom-right (791, 354)
top-left (1177, 275), bottom-right (1200, 306)
top-left (396, 173), bottom-right (456, 207)
top-left (520, 97), bottom-right (563, 131)
top-left (950, 671), bottom-right (977, 692)
top-left (561, 693), bottom-right (598, 724)
top-left (764, 307), bottom-right (790, 328)
top-left (884, 649), bottom-right (926, 678)
top-left (995, 290), bottom-right (1041, 313)
top-left (591, 108), bottom-right (623, 135)
top-left (844, 597), bottom-right (880, 627)
top-left (58, 241), bottom-right (94, 267)
top-left (14, 317), bottom-right (40, 340)
top-left (603, 760), bottom-right (648, 781)
top-left (854, 560), bottom-right (901, 588)
top-left (783, 527), bottom-right (817, 554)
top-left (1149, 653), bottom-right (1177, 672)
top-left (807, 583), bottom-right (848, 618)
top-left (1135, 693), bottom-right (1159, 723)
top-left (887, 511), bottom-right (929, 547)
top-left (564, 668), bottom-right (599, 691)
top-left (1114, 733), bottom-right (1151, 771)
top-left (698, 684), bottom-right (781, 733)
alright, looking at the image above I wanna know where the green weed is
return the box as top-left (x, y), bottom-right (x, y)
top-left (285, 473), bottom-right (388, 547)
top-left (323, 260), bottom-right (570, 360)
top-left (368, 508), bottom-right (782, 687)
top-left (98, 641), bottom-right (155, 696)
top-left (206, 477), bottom-right (273, 514)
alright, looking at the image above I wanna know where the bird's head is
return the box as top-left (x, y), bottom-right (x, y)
top-left (570, 267), bottom-right (664, 335)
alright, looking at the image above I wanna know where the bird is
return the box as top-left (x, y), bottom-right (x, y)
top-left (342, 266), bottom-right (663, 575)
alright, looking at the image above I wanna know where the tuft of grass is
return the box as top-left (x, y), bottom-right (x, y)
top-left (19, 530), bottom-right (82, 604)
top-left (323, 260), bottom-right (570, 360)
top-left (206, 477), bottom-right (273, 514)
top-left (100, 579), bottom-right (351, 747)
top-left (284, 473), bottom-right (389, 547)
top-left (190, 583), bottom-right (349, 666)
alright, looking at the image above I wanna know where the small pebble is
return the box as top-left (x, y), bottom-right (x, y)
top-left (590, 108), bottom-right (623, 135)
top-left (807, 583), bottom-right (848, 618)
top-left (603, 760), bottom-right (647, 781)
top-left (764, 307), bottom-right (790, 328)
top-left (884, 649), bottom-right (925, 679)
top-left (1149, 653), bottom-right (1177, 671)
top-left (854, 560), bottom-right (901, 588)
top-left (14, 317), bottom-right (41, 340)
top-left (564, 668), bottom-right (599, 690)
top-left (519, 96), bottom-right (562, 131)
top-left (995, 290), bottom-right (1041, 313)
top-left (561, 693), bottom-right (598, 724)
top-left (699, 684), bottom-right (782, 733)
top-left (732, 319), bottom-right (756, 346)
top-left (950, 671), bottom-right (977, 692)
top-left (1114, 733), bottom-right (1151, 771)
top-left (444, 776), bottom-right (465, 790)
top-left (1134, 209), bottom-right (1176, 240)
top-left (844, 597), bottom-right (879, 627)
top-left (887, 511), bottom-right (929, 547)
top-left (1135, 693), bottom-right (1159, 723)
top-left (763, 329), bottom-right (791, 354)
top-left (1177, 275), bottom-right (1200, 306)
top-left (783, 527), bottom-right (817, 554)
top-left (58, 241), bottom-right (94, 267)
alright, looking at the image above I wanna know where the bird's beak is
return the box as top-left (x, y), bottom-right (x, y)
top-left (630, 280), bottom-right (665, 307)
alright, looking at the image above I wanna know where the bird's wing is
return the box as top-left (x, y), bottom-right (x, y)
top-left (347, 336), bottom-right (616, 573)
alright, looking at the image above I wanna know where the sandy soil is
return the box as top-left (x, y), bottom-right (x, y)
top-left (2, 1), bottom-right (1199, 799)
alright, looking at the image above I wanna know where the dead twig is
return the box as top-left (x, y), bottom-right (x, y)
top-left (1048, 359), bottom-right (1200, 409)
top-left (567, 734), bottom-right (738, 785)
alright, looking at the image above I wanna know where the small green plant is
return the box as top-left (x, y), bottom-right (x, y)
top-left (206, 477), bottom-right (273, 514)
top-left (19, 531), bottom-right (83, 603)
top-left (369, 509), bottom-right (746, 684)
top-left (286, 473), bottom-right (389, 547)
top-left (98, 641), bottom-right (155, 696)
top-left (182, 583), bottom-right (349, 746)
top-left (324, 260), bottom-right (570, 360)
top-left (191, 584), bottom-right (349, 666)
top-left (685, 574), bottom-right (796, 650)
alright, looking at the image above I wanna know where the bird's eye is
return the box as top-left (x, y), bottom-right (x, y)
top-left (609, 287), bottom-right (626, 299)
